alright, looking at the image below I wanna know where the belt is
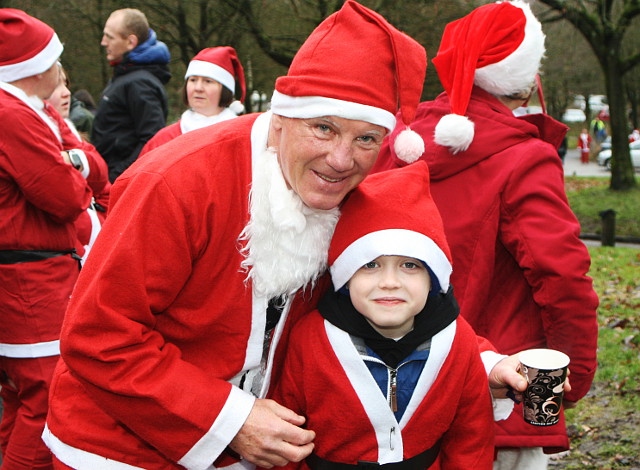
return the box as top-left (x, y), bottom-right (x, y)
top-left (306, 440), bottom-right (441, 470)
top-left (0, 249), bottom-right (81, 265)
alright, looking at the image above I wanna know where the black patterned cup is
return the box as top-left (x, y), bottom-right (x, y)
top-left (519, 349), bottom-right (570, 426)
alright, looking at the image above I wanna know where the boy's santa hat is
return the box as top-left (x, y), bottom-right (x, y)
top-left (185, 46), bottom-right (246, 102)
top-left (271, 0), bottom-right (427, 163)
top-left (432, 1), bottom-right (545, 154)
top-left (0, 9), bottom-right (63, 83)
top-left (329, 161), bottom-right (452, 293)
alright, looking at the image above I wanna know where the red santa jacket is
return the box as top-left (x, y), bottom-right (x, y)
top-left (373, 87), bottom-right (599, 452)
top-left (44, 113), bottom-right (329, 469)
top-left (270, 312), bottom-right (494, 469)
top-left (139, 121), bottom-right (182, 156)
top-left (0, 87), bottom-right (91, 356)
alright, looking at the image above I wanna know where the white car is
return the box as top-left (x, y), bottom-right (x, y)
top-left (597, 139), bottom-right (640, 170)
top-left (562, 108), bottom-right (586, 123)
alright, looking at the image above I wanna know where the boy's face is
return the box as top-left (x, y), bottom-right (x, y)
top-left (348, 255), bottom-right (430, 339)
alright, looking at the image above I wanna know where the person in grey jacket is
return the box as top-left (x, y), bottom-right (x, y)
top-left (92, 8), bottom-right (171, 182)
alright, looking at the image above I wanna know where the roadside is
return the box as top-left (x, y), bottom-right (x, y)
top-left (563, 149), bottom-right (640, 249)
top-left (563, 148), bottom-right (610, 178)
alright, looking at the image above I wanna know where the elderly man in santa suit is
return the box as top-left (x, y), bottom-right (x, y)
top-left (44, 2), bottom-right (529, 469)
top-left (0, 9), bottom-right (103, 470)
top-left (44, 2), bottom-right (428, 469)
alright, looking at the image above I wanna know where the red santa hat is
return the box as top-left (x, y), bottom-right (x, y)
top-left (329, 161), bottom-right (452, 293)
top-left (0, 9), bottom-right (63, 83)
top-left (185, 46), bottom-right (246, 102)
top-left (271, 0), bottom-right (427, 163)
top-left (432, 1), bottom-right (545, 154)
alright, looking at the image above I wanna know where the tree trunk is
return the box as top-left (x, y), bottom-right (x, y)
top-left (603, 54), bottom-right (638, 190)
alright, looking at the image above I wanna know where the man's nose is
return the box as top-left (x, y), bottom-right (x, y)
top-left (326, 141), bottom-right (355, 172)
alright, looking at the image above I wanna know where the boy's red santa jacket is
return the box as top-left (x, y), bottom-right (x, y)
top-left (270, 311), bottom-right (494, 470)
top-left (0, 87), bottom-right (93, 356)
top-left (44, 113), bottom-right (328, 469)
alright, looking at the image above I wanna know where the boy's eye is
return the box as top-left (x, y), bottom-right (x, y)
top-left (363, 261), bottom-right (378, 269)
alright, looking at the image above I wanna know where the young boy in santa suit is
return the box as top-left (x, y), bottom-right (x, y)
top-left (269, 161), bottom-right (494, 470)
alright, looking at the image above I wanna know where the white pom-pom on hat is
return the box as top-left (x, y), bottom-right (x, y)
top-left (434, 113), bottom-right (475, 154)
top-left (431, 1), bottom-right (544, 154)
top-left (393, 126), bottom-right (425, 163)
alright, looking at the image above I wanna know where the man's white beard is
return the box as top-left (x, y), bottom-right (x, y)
top-left (239, 147), bottom-right (340, 299)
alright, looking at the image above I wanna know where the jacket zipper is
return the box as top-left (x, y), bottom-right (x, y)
top-left (389, 368), bottom-right (398, 412)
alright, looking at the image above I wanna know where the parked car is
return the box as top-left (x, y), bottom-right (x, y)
top-left (562, 108), bottom-right (586, 123)
top-left (597, 139), bottom-right (640, 170)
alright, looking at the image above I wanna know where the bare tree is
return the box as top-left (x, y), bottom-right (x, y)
top-left (537, 0), bottom-right (639, 190)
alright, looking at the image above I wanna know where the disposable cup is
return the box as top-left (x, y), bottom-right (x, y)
top-left (519, 348), bottom-right (570, 426)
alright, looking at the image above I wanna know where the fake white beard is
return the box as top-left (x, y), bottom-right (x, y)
top-left (239, 147), bottom-right (340, 299)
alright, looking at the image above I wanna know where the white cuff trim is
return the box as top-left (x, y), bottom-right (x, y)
top-left (178, 387), bottom-right (256, 470)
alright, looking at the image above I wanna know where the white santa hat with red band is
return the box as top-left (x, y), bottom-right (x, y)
top-left (432, 1), bottom-right (545, 154)
top-left (329, 161), bottom-right (452, 293)
top-left (0, 9), bottom-right (63, 83)
top-left (185, 46), bottom-right (246, 102)
top-left (271, 0), bottom-right (427, 163)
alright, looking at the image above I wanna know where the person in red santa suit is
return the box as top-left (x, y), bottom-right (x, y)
top-left (270, 161), bottom-right (494, 470)
top-left (140, 46), bottom-right (246, 156)
top-left (577, 128), bottom-right (592, 164)
top-left (43, 2), bottom-right (430, 469)
top-left (372, 2), bottom-right (599, 469)
top-left (45, 64), bottom-right (111, 264)
top-left (0, 9), bottom-right (96, 470)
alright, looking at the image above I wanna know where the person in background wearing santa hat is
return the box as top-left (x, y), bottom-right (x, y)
top-left (374, 2), bottom-right (598, 469)
top-left (46, 64), bottom-right (111, 265)
top-left (269, 161), bottom-right (494, 470)
top-left (577, 128), bottom-right (592, 164)
top-left (92, 8), bottom-right (171, 182)
top-left (0, 9), bottom-right (96, 469)
top-left (140, 46), bottom-right (246, 156)
top-left (43, 2), bottom-right (430, 469)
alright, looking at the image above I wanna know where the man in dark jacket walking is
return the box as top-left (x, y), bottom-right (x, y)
top-left (92, 8), bottom-right (171, 182)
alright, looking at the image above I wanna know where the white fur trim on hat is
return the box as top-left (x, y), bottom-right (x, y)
top-left (0, 33), bottom-right (63, 83)
top-left (185, 60), bottom-right (235, 93)
top-left (474, 1), bottom-right (545, 97)
top-left (270, 90), bottom-right (396, 132)
top-left (434, 113), bottom-right (475, 154)
top-left (330, 229), bottom-right (452, 293)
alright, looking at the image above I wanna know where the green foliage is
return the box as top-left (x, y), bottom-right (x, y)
top-left (556, 247), bottom-right (640, 468)
top-left (565, 177), bottom-right (640, 237)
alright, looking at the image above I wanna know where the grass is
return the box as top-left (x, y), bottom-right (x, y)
top-left (548, 178), bottom-right (640, 468)
top-left (553, 246), bottom-right (640, 469)
top-left (565, 177), bottom-right (640, 239)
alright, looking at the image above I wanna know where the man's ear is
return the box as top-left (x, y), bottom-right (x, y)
top-left (126, 34), bottom-right (138, 51)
